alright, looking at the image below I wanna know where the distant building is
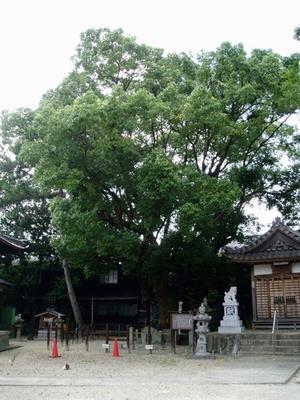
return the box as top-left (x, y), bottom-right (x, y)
top-left (0, 233), bottom-right (28, 256)
top-left (0, 233), bottom-right (28, 330)
top-left (77, 267), bottom-right (145, 330)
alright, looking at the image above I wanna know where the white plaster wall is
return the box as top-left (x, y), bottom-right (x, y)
top-left (253, 264), bottom-right (272, 276)
top-left (292, 262), bottom-right (300, 273)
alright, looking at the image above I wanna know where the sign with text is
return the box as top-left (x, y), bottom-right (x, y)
top-left (171, 313), bottom-right (193, 330)
top-left (43, 317), bottom-right (53, 323)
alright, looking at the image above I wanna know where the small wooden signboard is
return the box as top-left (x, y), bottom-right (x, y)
top-left (171, 313), bottom-right (193, 330)
top-left (170, 312), bottom-right (194, 354)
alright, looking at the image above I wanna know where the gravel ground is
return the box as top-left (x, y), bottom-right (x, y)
top-left (0, 339), bottom-right (299, 400)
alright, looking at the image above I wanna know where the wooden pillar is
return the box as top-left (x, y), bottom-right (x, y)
top-left (251, 268), bottom-right (257, 326)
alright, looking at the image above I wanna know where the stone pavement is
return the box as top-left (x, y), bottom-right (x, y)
top-left (0, 355), bottom-right (299, 386)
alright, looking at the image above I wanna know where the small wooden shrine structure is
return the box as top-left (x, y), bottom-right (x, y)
top-left (227, 218), bottom-right (300, 328)
top-left (35, 309), bottom-right (65, 339)
top-left (35, 310), bottom-right (65, 330)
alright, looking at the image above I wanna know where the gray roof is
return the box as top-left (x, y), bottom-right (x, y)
top-left (226, 218), bottom-right (300, 263)
top-left (0, 233), bottom-right (28, 254)
top-left (0, 278), bottom-right (14, 287)
top-left (34, 310), bottom-right (65, 318)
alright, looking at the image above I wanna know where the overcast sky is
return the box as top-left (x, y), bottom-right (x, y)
top-left (1, 0), bottom-right (299, 229)
top-left (1, 0), bottom-right (299, 112)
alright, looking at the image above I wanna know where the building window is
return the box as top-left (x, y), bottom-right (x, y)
top-left (100, 270), bottom-right (118, 284)
top-left (274, 296), bottom-right (284, 305)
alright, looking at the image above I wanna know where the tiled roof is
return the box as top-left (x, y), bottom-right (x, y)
top-left (0, 278), bottom-right (14, 287)
top-left (0, 233), bottom-right (28, 252)
top-left (226, 218), bottom-right (300, 263)
top-left (34, 310), bottom-right (65, 318)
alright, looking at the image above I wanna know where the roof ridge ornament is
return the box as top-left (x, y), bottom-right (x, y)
top-left (272, 217), bottom-right (282, 226)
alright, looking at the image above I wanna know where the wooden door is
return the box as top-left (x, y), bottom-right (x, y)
top-left (255, 272), bottom-right (300, 319)
top-left (255, 278), bottom-right (270, 318)
top-left (284, 277), bottom-right (300, 317)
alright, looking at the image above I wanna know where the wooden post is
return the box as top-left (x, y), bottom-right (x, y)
top-left (189, 327), bottom-right (194, 355)
top-left (129, 327), bottom-right (134, 350)
top-left (65, 324), bottom-right (70, 351)
top-left (47, 324), bottom-right (50, 350)
top-left (148, 325), bottom-right (152, 354)
top-left (85, 326), bottom-right (89, 351)
top-left (59, 323), bottom-right (63, 346)
top-left (76, 326), bottom-right (79, 343)
top-left (105, 324), bottom-right (109, 353)
top-left (171, 329), bottom-right (176, 354)
top-left (129, 326), bottom-right (134, 352)
top-left (126, 325), bottom-right (130, 353)
top-left (161, 330), bottom-right (166, 350)
top-left (135, 329), bottom-right (139, 345)
top-left (90, 297), bottom-right (94, 328)
top-left (251, 269), bottom-right (257, 327)
top-left (71, 323), bottom-right (74, 344)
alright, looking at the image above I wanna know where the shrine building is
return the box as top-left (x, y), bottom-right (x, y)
top-left (0, 233), bottom-right (28, 256)
top-left (227, 218), bottom-right (300, 329)
top-left (0, 233), bottom-right (28, 348)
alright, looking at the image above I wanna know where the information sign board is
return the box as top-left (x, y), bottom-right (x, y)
top-left (171, 313), bottom-right (193, 330)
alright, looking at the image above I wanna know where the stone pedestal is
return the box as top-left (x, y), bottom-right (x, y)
top-left (218, 287), bottom-right (244, 334)
top-left (15, 322), bottom-right (23, 340)
top-left (193, 303), bottom-right (212, 358)
top-left (0, 331), bottom-right (9, 350)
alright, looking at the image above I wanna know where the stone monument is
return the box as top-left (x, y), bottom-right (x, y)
top-left (14, 314), bottom-right (24, 340)
top-left (218, 286), bottom-right (245, 334)
top-left (193, 302), bottom-right (211, 358)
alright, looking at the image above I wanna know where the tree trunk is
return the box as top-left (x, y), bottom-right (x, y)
top-left (62, 259), bottom-right (83, 336)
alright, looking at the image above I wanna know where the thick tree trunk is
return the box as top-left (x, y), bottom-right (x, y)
top-left (62, 259), bottom-right (83, 335)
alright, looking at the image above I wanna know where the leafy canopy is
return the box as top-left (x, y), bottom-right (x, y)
top-left (2, 28), bottom-right (300, 307)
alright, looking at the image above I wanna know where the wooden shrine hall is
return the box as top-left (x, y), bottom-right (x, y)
top-left (0, 233), bottom-right (28, 349)
top-left (227, 218), bottom-right (300, 329)
top-left (0, 233), bottom-right (28, 256)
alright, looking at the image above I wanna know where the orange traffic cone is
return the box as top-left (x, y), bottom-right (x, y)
top-left (50, 337), bottom-right (59, 358)
top-left (112, 338), bottom-right (120, 357)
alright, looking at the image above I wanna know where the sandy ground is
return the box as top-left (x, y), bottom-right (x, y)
top-left (0, 338), bottom-right (300, 400)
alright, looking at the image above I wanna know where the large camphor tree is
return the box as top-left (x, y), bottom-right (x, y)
top-left (2, 28), bottom-right (300, 325)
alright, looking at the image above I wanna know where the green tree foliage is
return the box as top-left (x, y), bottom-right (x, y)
top-left (2, 28), bottom-right (300, 318)
top-left (294, 26), bottom-right (300, 41)
top-left (0, 109), bottom-right (67, 325)
top-left (0, 109), bottom-right (54, 259)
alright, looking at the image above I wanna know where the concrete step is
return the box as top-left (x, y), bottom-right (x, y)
top-left (239, 332), bottom-right (300, 355)
top-left (242, 333), bottom-right (300, 340)
top-left (207, 331), bottom-right (300, 355)
top-left (240, 339), bottom-right (300, 346)
top-left (240, 344), bottom-right (300, 354)
top-left (240, 350), bottom-right (300, 356)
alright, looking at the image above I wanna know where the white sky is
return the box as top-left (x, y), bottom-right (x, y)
top-left (1, 0), bottom-right (299, 112)
top-left (1, 0), bottom-right (299, 230)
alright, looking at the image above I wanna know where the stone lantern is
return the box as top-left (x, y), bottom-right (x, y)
top-left (193, 302), bottom-right (212, 358)
top-left (14, 314), bottom-right (24, 340)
